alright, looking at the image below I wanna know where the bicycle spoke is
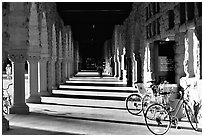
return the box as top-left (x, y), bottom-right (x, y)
top-left (145, 104), bottom-right (171, 135)
top-left (126, 94), bottom-right (143, 115)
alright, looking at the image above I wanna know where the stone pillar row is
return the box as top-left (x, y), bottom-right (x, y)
top-left (7, 53), bottom-right (74, 114)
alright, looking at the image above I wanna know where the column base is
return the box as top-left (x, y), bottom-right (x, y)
top-left (9, 104), bottom-right (29, 114)
top-left (52, 85), bottom-right (58, 90)
top-left (40, 90), bottom-right (52, 96)
top-left (26, 95), bottom-right (41, 103)
top-left (119, 77), bottom-right (123, 80)
top-left (127, 81), bottom-right (133, 87)
top-left (2, 116), bottom-right (9, 133)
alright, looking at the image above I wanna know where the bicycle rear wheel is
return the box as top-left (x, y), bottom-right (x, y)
top-left (185, 103), bottom-right (199, 131)
top-left (144, 104), bottom-right (171, 135)
top-left (125, 93), bottom-right (142, 115)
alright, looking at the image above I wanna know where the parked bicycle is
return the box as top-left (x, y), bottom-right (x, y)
top-left (125, 80), bottom-right (168, 115)
top-left (3, 83), bottom-right (13, 115)
top-left (144, 84), bottom-right (200, 135)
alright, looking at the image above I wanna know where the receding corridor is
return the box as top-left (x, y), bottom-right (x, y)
top-left (2, 2), bottom-right (202, 135)
top-left (3, 71), bottom-right (202, 135)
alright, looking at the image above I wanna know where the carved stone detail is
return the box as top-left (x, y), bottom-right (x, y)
top-left (27, 55), bottom-right (40, 63)
top-left (8, 53), bottom-right (27, 63)
top-left (39, 56), bottom-right (49, 63)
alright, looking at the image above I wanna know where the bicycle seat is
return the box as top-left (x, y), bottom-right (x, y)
top-left (147, 80), bottom-right (156, 83)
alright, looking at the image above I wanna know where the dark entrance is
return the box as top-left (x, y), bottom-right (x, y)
top-left (153, 41), bottom-right (175, 83)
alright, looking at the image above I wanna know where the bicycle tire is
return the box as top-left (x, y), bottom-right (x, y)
top-left (185, 103), bottom-right (199, 131)
top-left (144, 103), bottom-right (171, 135)
top-left (125, 93), bottom-right (143, 115)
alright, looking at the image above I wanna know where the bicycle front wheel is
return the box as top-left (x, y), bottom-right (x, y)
top-left (144, 104), bottom-right (171, 135)
top-left (125, 93), bottom-right (142, 115)
top-left (185, 103), bottom-right (199, 131)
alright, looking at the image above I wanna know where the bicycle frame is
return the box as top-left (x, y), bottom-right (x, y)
top-left (167, 85), bottom-right (190, 118)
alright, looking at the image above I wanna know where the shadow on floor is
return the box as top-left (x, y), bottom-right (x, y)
top-left (41, 102), bottom-right (126, 110)
top-left (3, 125), bottom-right (84, 135)
top-left (29, 111), bottom-right (202, 132)
top-left (49, 93), bottom-right (126, 101)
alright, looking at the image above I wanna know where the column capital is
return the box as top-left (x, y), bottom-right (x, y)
top-left (27, 54), bottom-right (40, 63)
top-left (8, 53), bottom-right (27, 63)
top-left (39, 56), bottom-right (49, 63)
top-left (51, 56), bottom-right (57, 62)
top-left (58, 58), bottom-right (63, 62)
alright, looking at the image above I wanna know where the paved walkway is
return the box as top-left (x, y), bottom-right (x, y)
top-left (2, 71), bottom-right (203, 135)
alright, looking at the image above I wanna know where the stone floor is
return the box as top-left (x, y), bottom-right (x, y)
top-left (2, 71), bottom-right (203, 135)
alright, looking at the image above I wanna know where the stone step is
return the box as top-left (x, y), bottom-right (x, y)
top-left (59, 85), bottom-right (136, 93)
top-left (52, 89), bottom-right (133, 101)
top-left (65, 80), bottom-right (127, 87)
top-left (41, 96), bottom-right (126, 110)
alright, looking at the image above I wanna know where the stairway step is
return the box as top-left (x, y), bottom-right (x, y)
top-left (65, 80), bottom-right (127, 87)
top-left (59, 85), bottom-right (136, 93)
top-left (53, 89), bottom-right (132, 99)
top-left (41, 97), bottom-right (126, 109)
top-left (69, 77), bottom-right (121, 82)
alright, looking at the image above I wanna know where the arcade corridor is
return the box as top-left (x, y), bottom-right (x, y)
top-left (3, 71), bottom-right (202, 135)
top-left (2, 2), bottom-right (202, 134)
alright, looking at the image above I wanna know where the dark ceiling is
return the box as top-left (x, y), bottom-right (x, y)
top-left (56, 2), bottom-right (132, 59)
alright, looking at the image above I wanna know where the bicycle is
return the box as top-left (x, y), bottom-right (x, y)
top-left (144, 84), bottom-right (200, 135)
top-left (125, 81), bottom-right (167, 115)
top-left (3, 83), bottom-right (13, 115)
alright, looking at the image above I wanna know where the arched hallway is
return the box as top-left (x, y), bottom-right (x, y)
top-left (3, 71), bottom-right (202, 135)
top-left (2, 2), bottom-right (203, 135)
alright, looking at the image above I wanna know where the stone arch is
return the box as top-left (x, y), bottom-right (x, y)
top-left (51, 23), bottom-right (57, 89)
top-left (40, 12), bottom-right (48, 54)
top-left (29, 2), bottom-right (40, 48)
top-left (2, 2), bottom-right (10, 71)
top-left (65, 32), bottom-right (69, 58)
top-left (59, 30), bottom-right (62, 58)
top-left (52, 24), bottom-right (57, 57)
top-left (68, 27), bottom-right (72, 57)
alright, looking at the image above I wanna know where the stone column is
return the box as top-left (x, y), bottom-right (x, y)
top-left (70, 60), bottom-right (74, 77)
top-left (51, 57), bottom-right (57, 89)
top-left (175, 32), bottom-right (186, 83)
top-left (114, 55), bottom-right (119, 77)
top-left (184, 30), bottom-right (195, 77)
top-left (62, 59), bottom-right (67, 83)
top-left (9, 53), bottom-right (29, 114)
top-left (119, 55), bottom-right (123, 80)
top-left (26, 55), bottom-right (41, 103)
top-left (47, 58), bottom-right (53, 93)
top-left (58, 59), bottom-right (63, 84)
top-left (39, 57), bottom-right (50, 96)
top-left (126, 57), bottom-right (133, 87)
top-left (66, 60), bottom-right (70, 80)
top-left (67, 61), bottom-right (70, 79)
top-left (134, 54), bottom-right (142, 82)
